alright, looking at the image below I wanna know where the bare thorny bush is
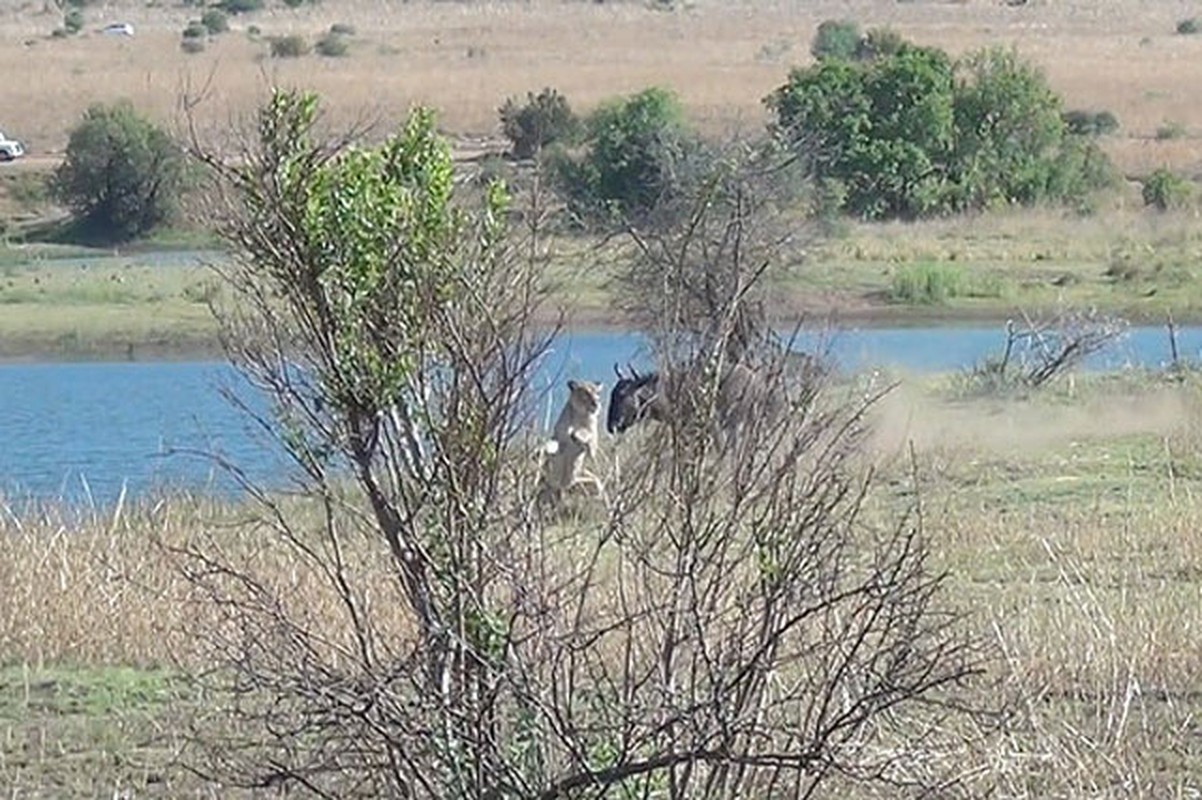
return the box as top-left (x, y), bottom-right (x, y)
top-left (961, 309), bottom-right (1128, 397)
top-left (171, 89), bottom-right (993, 798)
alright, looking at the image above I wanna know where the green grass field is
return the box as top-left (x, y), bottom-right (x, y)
top-left (0, 198), bottom-right (1200, 359)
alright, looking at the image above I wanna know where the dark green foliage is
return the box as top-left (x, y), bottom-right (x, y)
top-left (201, 9), bottom-right (229, 34)
top-left (1142, 168), bottom-right (1192, 210)
top-left (1062, 109), bottom-right (1119, 136)
top-left (811, 19), bottom-right (861, 61)
top-left (498, 88), bottom-right (578, 159)
top-left (554, 86), bottom-right (694, 225)
top-left (1177, 17), bottom-right (1200, 34)
top-left (180, 37), bottom-right (205, 54)
top-left (329, 22), bottom-right (356, 36)
top-left (270, 34), bottom-right (309, 57)
top-left (182, 21), bottom-right (206, 38)
top-left (52, 102), bottom-right (186, 242)
top-left (769, 45), bottom-right (955, 217)
top-left (767, 45), bottom-right (1113, 219)
top-left (216, 0), bottom-right (263, 14)
top-left (314, 32), bottom-right (348, 56)
top-left (63, 8), bottom-right (84, 34)
top-left (855, 26), bottom-right (906, 61)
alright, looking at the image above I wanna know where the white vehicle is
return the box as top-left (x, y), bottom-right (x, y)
top-left (0, 132), bottom-right (24, 162)
top-left (101, 22), bottom-right (135, 37)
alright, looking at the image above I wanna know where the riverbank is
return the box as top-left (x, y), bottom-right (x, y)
top-left (1, 203), bottom-right (1200, 361)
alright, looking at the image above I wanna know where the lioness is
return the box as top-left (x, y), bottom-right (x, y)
top-left (538, 379), bottom-right (605, 505)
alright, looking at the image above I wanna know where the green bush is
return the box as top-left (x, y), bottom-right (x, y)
top-left (889, 262), bottom-right (963, 304)
top-left (314, 32), bottom-right (348, 57)
top-left (201, 9), bottom-right (229, 34)
top-left (329, 22), bottom-right (356, 36)
top-left (555, 86), bottom-right (694, 225)
top-left (499, 88), bottom-right (578, 159)
top-left (63, 8), bottom-right (84, 34)
top-left (182, 21), bottom-right (206, 38)
top-left (855, 26), bottom-right (906, 60)
top-left (1062, 109), bottom-right (1119, 136)
top-left (180, 37), bottom-right (205, 54)
top-left (811, 19), bottom-right (861, 61)
top-left (1177, 18), bottom-right (1200, 34)
top-left (1142, 168), bottom-right (1192, 210)
top-left (270, 34), bottom-right (310, 57)
top-left (216, 0), bottom-right (263, 14)
top-left (767, 45), bottom-right (1113, 219)
top-left (52, 102), bottom-right (187, 241)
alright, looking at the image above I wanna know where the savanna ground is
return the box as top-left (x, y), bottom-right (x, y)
top-left (2, 0), bottom-right (1202, 796)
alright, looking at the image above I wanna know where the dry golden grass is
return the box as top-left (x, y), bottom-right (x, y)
top-left (3, 377), bottom-right (1202, 792)
top-left (0, 0), bottom-right (1199, 176)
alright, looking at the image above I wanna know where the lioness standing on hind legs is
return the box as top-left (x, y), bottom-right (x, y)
top-left (538, 379), bottom-right (606, 506)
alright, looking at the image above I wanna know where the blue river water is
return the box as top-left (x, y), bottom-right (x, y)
top-left (0, 324), bottom-right (1196, 505)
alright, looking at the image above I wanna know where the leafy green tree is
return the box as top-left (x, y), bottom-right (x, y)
top-left (767, 44), bottom-right (1112, 218)
top-left (556, 86), bottom-right (694, 224)
top-left (769, 45), bottom-right (954, 217)
top-left (53, 102), bottom-right (186, 241)
top-left (950, 48), bottom-right (1074, 209)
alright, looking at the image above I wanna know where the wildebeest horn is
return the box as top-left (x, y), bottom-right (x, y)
top-left (627, 361), bottom-right (640, 380)
top-left (613, 362), bottom-right (625, 379)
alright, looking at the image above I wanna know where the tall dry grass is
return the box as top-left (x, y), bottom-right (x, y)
top-left (3, 380), bottom-right (1202, 794)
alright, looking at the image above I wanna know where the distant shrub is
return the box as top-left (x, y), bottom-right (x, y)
top-left (1176, 17), bottom-right (1200, 34)
top-left (180, 37), bottom-right (205, 54)
top-left (811, 19), bottom-right (861, 61)
top-left (555, 86), bottom-right (694, 225)
top-left (270, 34), bottom-right (309, 57)
top-left (201, 9), bottom-right (229, 34)
top-left (1142, 168), bottom-right (1192, 210)
top-left (329, 22), bottom-right (356, 36)
top-left (1156, 121), bottom-right (1187, 140)
top-left (63, 8), bottom-right (84, 34)
top-left (856, 26), bottom-right (906, 60)
top-left (499, 87), bottom-right (579, 159)
top-left (182, 21), bottom-right (206, 38)
top-left (314, 32), bottom-right (348, 57)
top-left (889, 262), bottom-right (963, 304)
top-left (246, 24), bottom-right (261, 37)
top-left (1062, 109), bottom-right (1119, 136)
top-left (216, 0), bottom-right (263, 14)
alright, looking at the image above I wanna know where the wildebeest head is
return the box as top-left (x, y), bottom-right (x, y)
top-left (607, 363), bottom-right (662, 434)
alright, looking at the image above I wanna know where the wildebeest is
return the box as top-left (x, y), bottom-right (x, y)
top-left (607, 351), bottom-right (826, 446)
top-left (538, 379), bottom-right (606, 505)
top-left (606, 359), bottom-right (772, 443)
